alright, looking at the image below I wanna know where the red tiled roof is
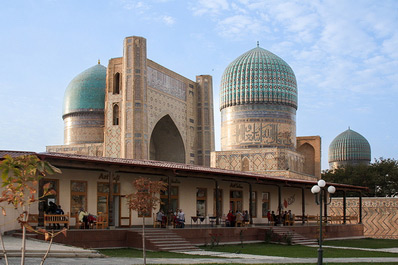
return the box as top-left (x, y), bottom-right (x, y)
top-left (0, 150), bottom-right (367, 191)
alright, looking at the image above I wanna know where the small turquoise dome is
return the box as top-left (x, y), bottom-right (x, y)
top-left (220, 46), bottom-right (297, 110)
top-left (328, 128), bottom-right (371, 165)
top-left (63, 64), bottom-right (107, 116)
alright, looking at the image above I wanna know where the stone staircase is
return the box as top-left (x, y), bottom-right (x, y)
top-left (139, 229), bottom-right (200, 252)
top-left (269, 226), bottom-right (317, 245)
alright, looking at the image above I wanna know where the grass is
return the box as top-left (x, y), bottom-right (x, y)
top-left (200, 243), bottom-right (398, 258)
top-left (98, 238), bottom-right (398, 264)
top-left (154, 262), bottom-right (397, 265)
top-left (324, 238), bottom-right (398, 249)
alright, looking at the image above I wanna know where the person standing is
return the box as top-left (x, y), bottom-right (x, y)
top-left (177, 209), bottom-right (185, 228)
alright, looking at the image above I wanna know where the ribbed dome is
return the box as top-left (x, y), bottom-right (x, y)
top-left (328, 128), bottom-right (371, 163)
top-left (220, 46), bottom-right (297, 110)
top-left (63, 64), bottom-right (107, 117)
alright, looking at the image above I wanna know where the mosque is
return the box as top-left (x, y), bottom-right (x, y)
top-left (1, 36), bottom-right (367, 240)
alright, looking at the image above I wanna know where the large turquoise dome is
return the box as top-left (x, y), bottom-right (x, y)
top-left (328, 128), bottom-right (371, 168)
top-left (220, 46), bottom-right (297, 110)
top-left (63, 63), bottom-right (107, 116)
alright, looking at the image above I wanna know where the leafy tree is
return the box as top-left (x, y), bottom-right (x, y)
top-left (322, 158), bottom-right (398, 197)
top-left (0, 155), bottom-right (64, 265)
top-left (126, 177), bottom-right (167, 265)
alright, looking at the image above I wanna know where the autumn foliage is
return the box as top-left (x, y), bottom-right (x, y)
top-left (126, 177), bottom-right (167, 215)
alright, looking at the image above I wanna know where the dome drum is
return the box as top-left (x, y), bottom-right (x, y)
top-left (221, 104), bottom-right (296, 151)
top-left (63, 112), bottom-right (104, 145)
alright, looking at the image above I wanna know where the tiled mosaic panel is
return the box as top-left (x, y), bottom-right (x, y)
top-left (147, 66), bottom-right (187, 101)
top-left (330, 198), bottom-right (398, 239)
top-left (212, 149), bottom-right (308, 178)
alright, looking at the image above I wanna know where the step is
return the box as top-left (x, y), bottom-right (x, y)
top-left (159, 246), bottom-right (199, 251)
top-left (155, 243), bottom-right (193, 247)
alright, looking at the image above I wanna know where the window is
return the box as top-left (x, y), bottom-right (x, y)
top-left (97, 182), bottom-right (120, 214)
top-left (196, 188), bottom-right (207, 216)
top-left (160, 186), bottom-right (179, 213)
top-left (230, 190), bottom-right (243, 212)
top-left (213, 189), bottom-right (222, 217)
top-left (262, 192), bottom-right (270, 217)
top-left (113, 104), bottom-right (119, 125)
top-left (113, 73), bottom-right (120, 94)
top-left (251, 191), bottom-right (257, 217)
top-left (71, 181), bottom-right (87, 216)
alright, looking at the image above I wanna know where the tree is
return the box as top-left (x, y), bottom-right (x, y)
top-left (126, 177), bottom-right (167, 265)
top-left (0, 155), bottom-right (64, 265)
top-left (322, 158), bottom-right (398, 197)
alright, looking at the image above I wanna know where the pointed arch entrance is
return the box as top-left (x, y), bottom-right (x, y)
top-left (297, 143), bottom-right (315, 175)
top-left (150, 115), bottom-right (185, 163)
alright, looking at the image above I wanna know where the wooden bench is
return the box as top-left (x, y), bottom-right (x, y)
top-left (284, 214), bottom-right (295, 226)
top-left (44, 212), bottom-right (70, 229)
top-left (329, 215), bottom-right (343, 224)
top-left (306, 214), bottom-right (319, 224)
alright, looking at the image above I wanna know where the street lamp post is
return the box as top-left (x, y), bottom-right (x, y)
top-left (311, 179), bottom-right (336, 265)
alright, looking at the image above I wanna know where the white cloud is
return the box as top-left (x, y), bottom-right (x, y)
top-left (162, 15), bottom-right (176, 25)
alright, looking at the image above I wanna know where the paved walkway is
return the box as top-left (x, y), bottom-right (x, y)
top-left (1, 236), bottom-right (398, 264)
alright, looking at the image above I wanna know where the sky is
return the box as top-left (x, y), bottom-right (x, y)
top-left (0, 0), bottom-right (397, 170)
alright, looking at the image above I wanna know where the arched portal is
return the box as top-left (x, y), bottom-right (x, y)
top-left (297, 143), bottom-right (315, 175)
top-left (150, 115), bottom-right (185, 163)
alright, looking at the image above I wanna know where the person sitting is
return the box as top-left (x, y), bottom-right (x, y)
top-left (78, 208), bottom-right (89, 229)
top-left (226, 210), bottom-right (234, 227)
top-left (54, 205), bottom-right (65, 229)
top-left (235, 210), bottom-right (244, 226)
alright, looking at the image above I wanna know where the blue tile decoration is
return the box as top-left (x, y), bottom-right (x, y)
top-left (63, 64), bottom-right (107, 116)
top-left (220, 47), bottom-right (297, 110)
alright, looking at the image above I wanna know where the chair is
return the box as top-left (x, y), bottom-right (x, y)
top-left (96, 212), bottom-right (108, 229)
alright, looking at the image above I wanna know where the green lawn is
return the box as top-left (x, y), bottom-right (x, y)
top-left (200, 243), bottom-right (398, 258)
top-left (154, 262), bottom-right (397, 265)
top-left (324, 238), bottom-right (398, 249)
top-left (98, 239), bottom-right (398, 264)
